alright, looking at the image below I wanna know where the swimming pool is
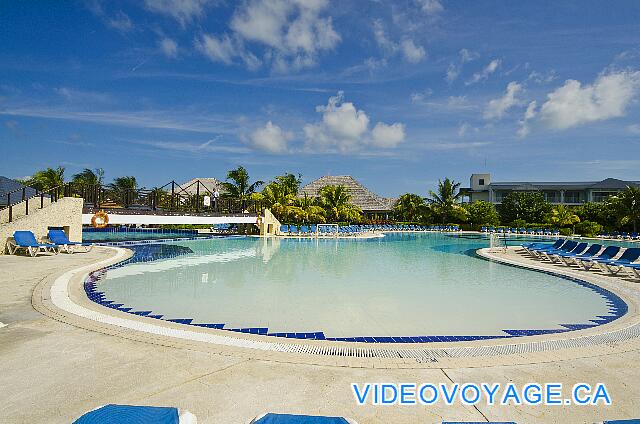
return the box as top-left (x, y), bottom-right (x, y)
top-left (82, 228), bottom-right (212, 243)
top-left (86, 233), bottom-right (627, 342)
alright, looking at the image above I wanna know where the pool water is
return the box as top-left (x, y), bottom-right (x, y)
top-left (92, 233), bottom-right (625, 340)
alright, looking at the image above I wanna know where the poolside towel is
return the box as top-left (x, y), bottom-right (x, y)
top-left (251, 413), bottom-right (356, 424)
top-left (73, 404), bottom-right (197, 424)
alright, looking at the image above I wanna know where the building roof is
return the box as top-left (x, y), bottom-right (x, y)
top-left (0, 176), bottom-right (38, 206)
top-left (485, 178), bottom-right (639, 191)
top-left (299, 175), bottom-right (394, 212)
top-left (175, 178), bottom-right (226, 195)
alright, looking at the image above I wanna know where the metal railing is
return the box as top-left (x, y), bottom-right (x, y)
top-left (1, 184), bottom-right (65, 224)
top-left (69, 180), bottom-right (263, 216)
top-left (1, 179), bottom-right (264, 224)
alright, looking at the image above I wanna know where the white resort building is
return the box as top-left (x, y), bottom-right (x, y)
top-left (462, 173), bottom-right (640, 205)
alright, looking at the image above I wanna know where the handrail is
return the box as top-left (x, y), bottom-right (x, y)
top-left (1, 184), bottom-right (65, 223)
top-left (2, 179), bottom-right (264, 224)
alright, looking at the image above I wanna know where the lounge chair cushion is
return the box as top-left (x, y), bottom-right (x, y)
top-left (253, 413), bottom-right (350, 424)
top-left (74, 404), bottom-right (179, 424)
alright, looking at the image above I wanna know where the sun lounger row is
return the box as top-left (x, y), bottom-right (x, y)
top-left (278, 224), bottom-right (461, 235)
top-left (597, 232), bottom-right (639, 240)
top-left (521, 239), bottom-right (640, 280)
top-left (483, 227), bottom-right (560, 235)
top-left (6, 230), bottom-right (93, 257)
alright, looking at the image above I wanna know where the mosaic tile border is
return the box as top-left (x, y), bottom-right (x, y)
top-left (82, 241), bottom-right (628, 344)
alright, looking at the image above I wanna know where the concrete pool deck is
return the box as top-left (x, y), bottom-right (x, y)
top-left (1, 247), bottom-right (640, 423)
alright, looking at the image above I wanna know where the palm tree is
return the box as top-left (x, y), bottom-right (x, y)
top-left (319, 185), bottom-right (362, 223)
top-left (254, 182), bottom-right (297, 221)
top-left (297, 193), bottom-right (326, 224)
top-left (221, 166), bottom-right (264, 200)
top-left (610, 186), bottom-right (640, 233)
top-left (394, 193), bottom-right (426, 222)
top-left (108, 176), bottom-right (138, 207)
top-left (27, 166), bottom-right (65, 191)
top-left (546, 204), bottom-right (580, 231)
top-left (427, 178), bottom-right (466, 223)
top-left (72, 168), bottom-right (104, 186)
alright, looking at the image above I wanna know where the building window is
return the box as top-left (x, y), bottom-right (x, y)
top-left (592, 191), bottom-right (618, 203)
top-left (494, 191), bottom-right (505, 202)
top-left (564, 191), bottom-right (583, 203)
top-left (478, 178), bottom-right (485, 185)
top-left (543, 191), bottom-right (559, 203)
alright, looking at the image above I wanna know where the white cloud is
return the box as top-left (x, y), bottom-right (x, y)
top-left (373, 20), bottom-right (426, 64)
top-left (417, 0), bottom-right (444, 14)
top-left (248, 121), bottom-right (293, 153)
top-left (160, 38), bottom-right (178, 58)
top-left (627, 124), bottom-right (640, 134)
top-left (218, 0), bottom-right (340, 72)
top-left (484, 81), bottom-right (522, 120)
top-left (87, 2), bottom-right (133, 33)
top-left (410, 88), bottom-right (433, 103)
top-left (537, 71), bottom-right (640, 130)
top-left (195, 34), bottom-right (236, 65)
top-left (446, 48), bottom-right (478, 82)
top-left (303, 91), bottom-right (405, 152)
top-left (107, 11), bottom-right (133, 32)
top-left (144, 0), bottom-right (212, 26)
top-left (466, 59), bottom-right (501, 85)
top-left (517, 100), bottom-right (537, 138)
top-left (371, 122), bottom-right (405, 148)
top-left (400, 39), bottom-right (426, 63)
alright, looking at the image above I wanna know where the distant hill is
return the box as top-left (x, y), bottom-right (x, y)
top-left (0, 176), bottom-right (38, 206)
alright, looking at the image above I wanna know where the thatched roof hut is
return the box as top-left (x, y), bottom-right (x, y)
top-left (299, 175), bottom-right (395, 218)
top-left (175, 178), bottom-right (226, 195)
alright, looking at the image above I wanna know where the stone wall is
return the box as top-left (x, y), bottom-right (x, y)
top-left (0, 197), bottom-right (83, 254)
top-left (260, 208), bottom-right (282, 236)
top-left (0, 196), bottom-right (53, 224)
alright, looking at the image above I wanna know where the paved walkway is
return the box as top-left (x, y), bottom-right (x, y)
top-left (1, 248), bottom-right (640, 423)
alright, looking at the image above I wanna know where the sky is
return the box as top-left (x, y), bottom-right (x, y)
top-left (1, 0), bottom-right (640, 196)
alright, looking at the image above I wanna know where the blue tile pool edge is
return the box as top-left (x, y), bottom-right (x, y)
top-left (82, 241), bottom-right (629, 344)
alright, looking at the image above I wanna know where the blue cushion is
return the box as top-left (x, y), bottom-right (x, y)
top-left (253, 413), bottom-right (349, 424)
top-left (74, 404), bottom-right (179, 424)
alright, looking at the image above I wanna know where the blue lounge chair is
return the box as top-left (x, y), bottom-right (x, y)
top-left (7, 230), bottom-right (60, 257)
top-left (530, 240), bottom-right (576, 258)
top-left (48, 229), bottom-right (93, 253)
top-left (74, 404), bottom-right (196, 424)
top-left (539, 240), bottom-right (581, 261)
top-left (548, 242), bottom-right (588, 262)
top-left (522, 239), bottom-right (564, 250)
top-left (576, 246), bottom-right (621, 270)
top-left (555, 243), bottom-right (603, 266)
top-left (251, 413), bottom-right (356, 424)
top-left (595, 248), bottom-right (640, 275)
top-left (623, 263), bottom-right (640, 279)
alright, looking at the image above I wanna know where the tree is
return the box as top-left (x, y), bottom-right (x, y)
top-left (394, 193), bottom-right (426, 222)
top-left (464, 200), bottom-right (499, 227)
top-left (296, 193), bottom-right (326, 224)
top-left (72, 168), bottom-right (104, 186)
top-left (26, 166), bottom-right (65, 191)
top-left (108, 176), bottom-right (137, 191)
top-left (427, 178), bottom-right (467, 223)
top-left (546, 204), bottom-right (580, 230)
top-left (108, 176), bottom-right (138, 206)
top-left (609, 186), bottom-right (640, 233)
top-left (221, 166), bottom-right (264, 200)
top-left (498, 191), bottom-right (551, 224)
top-left (318, 185), bottom-right (362, 223)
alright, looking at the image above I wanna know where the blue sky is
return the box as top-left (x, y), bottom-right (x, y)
top-left (1, 0), bottom-right (640, 196)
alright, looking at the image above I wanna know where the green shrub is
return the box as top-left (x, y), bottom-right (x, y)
top-left (559, 228), bottom-right (573, 236)
top-left (574, 220), bottom-right (603, 237)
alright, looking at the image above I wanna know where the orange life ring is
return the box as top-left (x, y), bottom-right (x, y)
top-left (91, 211), bottom-right (109, 228)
